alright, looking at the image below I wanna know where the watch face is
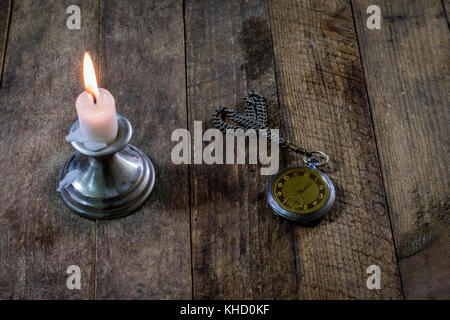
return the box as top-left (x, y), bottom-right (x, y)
top-left (270, 167), bottom-right (331, 215)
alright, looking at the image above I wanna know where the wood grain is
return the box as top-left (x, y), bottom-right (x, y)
top-left (0, 0), bottom-right (446, 300)
top-left (351, 0), bottom-right (449, 260)
top-left (94, 0), bottom-right (192, 299)
top-left (399, 239), bottom-right (450, 299)
top-left (185, 0), bottom-right (299, 299)
top-left (0, 0), bottom-right (11, 81)
top-left (0, 0), bottom-right (98, 299)
top-left (443, 0), bottom-right (450, 25)
top-left (269, 0), bottom-right (402, 299)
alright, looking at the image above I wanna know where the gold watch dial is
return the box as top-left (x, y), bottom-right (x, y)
top-left (271, 167), bottom-right (331, 214)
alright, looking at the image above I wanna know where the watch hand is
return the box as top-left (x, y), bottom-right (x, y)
top-left (296, 183), bottom-right (312, 194)
top-left (302, 183), bottom-right (313, 193)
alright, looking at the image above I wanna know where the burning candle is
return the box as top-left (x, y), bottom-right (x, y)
top-left (75, 52), bottom-right (118, 144)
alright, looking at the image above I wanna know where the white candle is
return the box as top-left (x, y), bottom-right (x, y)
top-left (76, 88), bottom-right (118, 143)
top-left (76, 52), bottom-right (118, 144)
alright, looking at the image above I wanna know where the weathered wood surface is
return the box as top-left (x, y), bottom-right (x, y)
top-left (0, 0), bottom-right (11, 81)
top-left (185, 0), bottom-right (298, 299)
top-left (444, 0), bottom-right (450, 24)
top-left (269, 0), bottom-right (402, 299)
top-left (352, 0), bottom-right (449, 299)
top-left (399, 239), bottom-right (450, 299)
top-left (0, 0), bottom-right (448, 299)
top-left (352, 0), bottom-right (449, 259)
top-left (95, 0), bottom-right (192, 299)
top-left (0, 0), bottom-right (98, 299)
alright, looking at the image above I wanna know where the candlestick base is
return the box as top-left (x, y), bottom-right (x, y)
top-left (58, 114), bottom-right (155, 219)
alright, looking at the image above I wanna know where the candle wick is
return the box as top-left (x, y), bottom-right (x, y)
top-left (88, 92), bottom-right (97, 104)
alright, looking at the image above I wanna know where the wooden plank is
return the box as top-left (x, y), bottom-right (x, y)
top-left (269, 0), bottom-right (403, 298)
top-left (443, 0), bottom-right (450, 25)
top-left (351, 0), bottom-right (449, 260)
top-left (0, 0), bottom-right (11, 80)
top-left (399, 239), bottom-right (450, 299)
top-left (95, 0), bottom-right (192, 299)
top-left (0, 0), bottom-right (98, 298)
top-left (185, 0), bottom-right (299, 299)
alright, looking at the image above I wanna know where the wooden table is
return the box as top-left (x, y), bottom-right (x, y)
top-left (0, 0), bottom-right (448, 299)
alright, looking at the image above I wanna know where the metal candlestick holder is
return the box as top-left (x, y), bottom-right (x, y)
top-left (58, 114), bottom-right (155, 219)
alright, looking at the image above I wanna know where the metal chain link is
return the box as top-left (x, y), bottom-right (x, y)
top-left (212, 90), bottom-right (313, 157)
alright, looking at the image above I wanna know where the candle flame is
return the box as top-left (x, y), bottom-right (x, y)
top-left (83, 52), bottom-right (99, 102)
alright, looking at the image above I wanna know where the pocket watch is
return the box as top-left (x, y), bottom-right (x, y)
top-left (212, 91), bottom-right (336, 223)
top-left (267, 151), bottom-right (335, 223)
